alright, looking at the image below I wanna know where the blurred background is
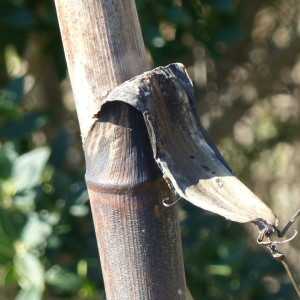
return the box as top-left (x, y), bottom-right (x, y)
top-left (0, 0), bottom-right (300, 299)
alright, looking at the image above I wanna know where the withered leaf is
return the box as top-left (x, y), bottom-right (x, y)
top-left (98, 63), bottom-right (276, 225)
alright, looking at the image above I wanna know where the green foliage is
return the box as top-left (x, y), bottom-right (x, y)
top-left (1, 0), bottom-right (300, 299)
top-left (0, 28), bottom-right (101, 298)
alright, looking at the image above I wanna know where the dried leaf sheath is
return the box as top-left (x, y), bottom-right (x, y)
top-left (94, 63), bottom-right (277, 225)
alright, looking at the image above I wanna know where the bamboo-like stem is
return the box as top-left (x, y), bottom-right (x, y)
top-left (54, 0), bottom-right (148, 138)
top-left (54, 0), bottom-right (187, 299)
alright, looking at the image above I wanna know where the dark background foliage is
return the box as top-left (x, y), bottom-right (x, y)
top-left (0, 0), bottom-right (300, 299)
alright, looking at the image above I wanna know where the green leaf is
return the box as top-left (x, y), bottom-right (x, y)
top-left (11, 147), bottom-right (50, 192)
top-left (5, 76), bottom-right (25, 104)
top-left (0, 207), bottom-right (20, 241)
top-left (0, 113), bottom-right (47, 139)
top-left (0, 88), bottom-right (22, 122)
top-left (69, 204), bottom-right (89, 217)
top-left (15, 252), bottom-right (45, 289)
top-left (21, 213), bottom-right (52, 249)
top-left (16, 286), bottom-right (43, 300)
top-left (0, 143), bottom-right (17, 179)
top-left (0, 232), bottom-right (14, 263)
top-left (12, 190), bottom-right (36, 212)
top-left (46, 266), bottom-right (83, 293)
top-left (3, 265), bottom-right (17, 285)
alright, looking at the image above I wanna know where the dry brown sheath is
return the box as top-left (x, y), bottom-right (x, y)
top-left (91, 63), bottom-right (277, 226)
